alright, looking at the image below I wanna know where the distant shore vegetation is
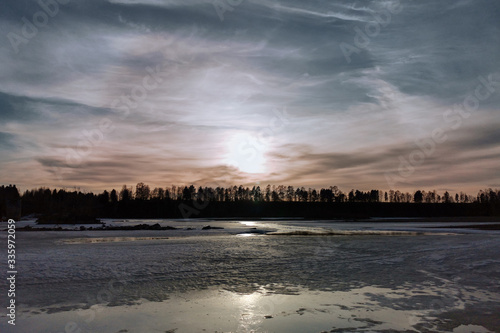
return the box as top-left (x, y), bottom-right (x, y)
top-left (1, 184), bottom-right (500, 222)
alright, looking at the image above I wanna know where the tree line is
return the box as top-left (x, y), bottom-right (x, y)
top-left (0, 185), bottom-right (21, 220)
top-left (0, 183), bottom-right (496, 221)
top-left (80, 183), bottom-right (483, 204)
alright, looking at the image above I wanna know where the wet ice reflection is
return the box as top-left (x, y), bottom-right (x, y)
top-left (236, 292), bottom-right (264, 331)
top-left (2, 284), bottom-right (498, 333)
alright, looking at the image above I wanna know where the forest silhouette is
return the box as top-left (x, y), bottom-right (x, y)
top-left (2, 183), bottom-right (500, 222)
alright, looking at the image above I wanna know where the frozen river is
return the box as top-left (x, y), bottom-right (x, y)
top-left (1, 219), bottom-right (500, 332)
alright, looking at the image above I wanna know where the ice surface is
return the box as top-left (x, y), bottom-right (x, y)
top-left (1, 219), bottom-right (499, 332)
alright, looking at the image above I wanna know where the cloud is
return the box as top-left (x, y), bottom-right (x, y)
top-left (0, 132), bottom-right (17, 150)
top-left (1, 0), bottom-right (499, 193)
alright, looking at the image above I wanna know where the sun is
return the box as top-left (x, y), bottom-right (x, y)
top-left (225, 133), bottom-right (267, 174)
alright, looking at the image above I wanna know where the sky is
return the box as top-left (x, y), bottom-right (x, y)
top-left (0, 0), bottom-right (499, 194)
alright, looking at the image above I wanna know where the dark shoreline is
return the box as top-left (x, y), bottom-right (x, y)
top-left (425, 223), bottom-right (500, 230)
top-left (358, 216), bottom-right (500, 223)
top-left (3, 216), bottom-right (500, 232)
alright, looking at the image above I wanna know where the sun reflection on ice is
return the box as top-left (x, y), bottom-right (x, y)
top-left (237, 292), bottom-right (265, 332)
top-left (240, 221), bottom-right (257, 226)
top-left (236, 233), bottom-right (257, 237)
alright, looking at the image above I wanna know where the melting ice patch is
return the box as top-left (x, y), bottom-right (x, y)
top-left (268, 230), bottom-right (439, 236)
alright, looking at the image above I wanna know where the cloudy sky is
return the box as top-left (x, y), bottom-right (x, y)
top-left (1, 0), bottom-right (499, 193)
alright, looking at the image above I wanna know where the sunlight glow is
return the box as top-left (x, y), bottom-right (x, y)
top-left (225, 133), bottom-right (267, 174)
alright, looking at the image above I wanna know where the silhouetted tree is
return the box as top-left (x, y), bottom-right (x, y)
top-left (0, 185), bottom-right (21, 219)
top-left (414, 190), bottom-right (423, 203)
top-left (110, 189), bottom-right (118, 204)
top-left (265, 185), bottom-right (271, 202)
top-left (119, 185), bottom-right (133, 201)
top-left (348, 190), bottom-right (355, 202)
top-left (135, 182), bottom-right (151, 200)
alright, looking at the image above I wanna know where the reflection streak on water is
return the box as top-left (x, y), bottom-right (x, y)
top-left (237, 292), bottom-right (263, 331)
